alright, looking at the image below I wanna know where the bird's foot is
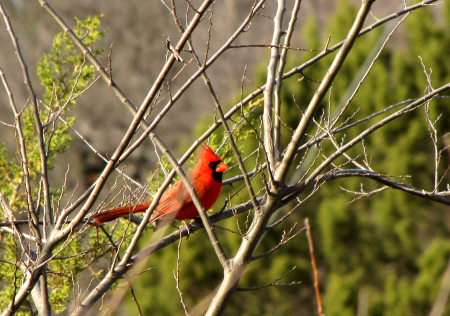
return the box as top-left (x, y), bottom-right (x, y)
top-left (180, 220), bottom-right (191, 238)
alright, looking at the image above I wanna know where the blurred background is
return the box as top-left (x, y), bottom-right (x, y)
top-left (1, 0), bottom-right (450, 315)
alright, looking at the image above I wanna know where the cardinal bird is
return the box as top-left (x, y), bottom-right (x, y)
top-left (91, 144), bottom-right (228, 229)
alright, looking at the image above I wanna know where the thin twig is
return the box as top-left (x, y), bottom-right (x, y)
top-left (276, 0), bottom-right (376, 184)
top-left (124, 274), bottom-right (143, 316)
top-left (1, 0), bottom-right (53, 234)
top-left (236, 266), bottom-right (300, 291)
top-left (331, 12), bottom-right (410, 130)
top-left (301, 83), bottom-right (450, 191)
top-left (305, 218), bottom-right (323, 316)
top-left (187, 19), bottom-right (260, 231)
top-left (174, 230), bottom-right (190, 316)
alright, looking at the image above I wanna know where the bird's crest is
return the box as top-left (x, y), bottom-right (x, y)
top-left (199, 144), bottom-right (221, 163)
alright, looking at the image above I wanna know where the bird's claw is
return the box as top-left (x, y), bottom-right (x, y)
top-left (181, 220), bottom-right (191, 239)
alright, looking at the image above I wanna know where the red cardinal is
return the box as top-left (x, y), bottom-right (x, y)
top-left (91, 144), bottom-right (228, 228)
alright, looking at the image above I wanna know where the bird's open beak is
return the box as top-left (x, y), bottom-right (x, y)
top-left (215, 161), bottom-right (229, 173)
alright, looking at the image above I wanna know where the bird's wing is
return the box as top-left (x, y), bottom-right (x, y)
top-left (149, 179), bottom-right (192, 222)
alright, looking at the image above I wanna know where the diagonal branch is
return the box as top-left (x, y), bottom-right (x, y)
top-left (116, 0), bottom-right (266, 166)
top-left (283, 169), bottom-right (450, 207)
top-left (149, 136), bottom-right (230, 269)
top-left (301, 83), bottom-right (450, 191)
top-left (276, 0), bottom-right (376, 184)
top-left (44, 0), bottom-right (214, 236)
top-left (0, 68), bottom-right (41, 242)
top-left (73, 198), bottom-right (262, 315)
top-left (186, 23), bottom-right (260, 227)
top-left (193, 0), bottom-right (440, 163)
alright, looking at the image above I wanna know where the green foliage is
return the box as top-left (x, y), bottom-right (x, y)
top-left (0, 15), bottom-right (105, 314)
top-left (48, 232), bottom-right (87, 313)
top-left (0, 143), bottom-right (24, 210)
top-left (0, 234), bottom-right (26, 315)
top-left (37, 15), bottom-right (105, 107)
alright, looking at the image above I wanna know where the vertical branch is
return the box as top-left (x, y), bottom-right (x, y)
top-left (424, 101), bottom-right (439, 191)
top-left (0, 1), bottom-right (53, 233)
top-left (22, 252), bottom-right (51, 316)
top-left (263, 0), bottom-right (286, 173)
top-left (274, 0), bottom-right (302, 161)
top-left (207, 3), bottom-right (374, 314)
top-left (0, 5), bottom-right (39, 240)
top-left (288, 9), bottom-right (418, 184)
top-left (0, 3), bottom-right (52, 315)
top-left (0, 69), bottom-right (40, 241)
top-left (175, 231), bottom-right (190, 316)
top-left (420, 56), bottom-right (440, 191)
top-left (0, 193), bottom-right (50, 316)
top-left (429, 256), bottom-right (450, 316)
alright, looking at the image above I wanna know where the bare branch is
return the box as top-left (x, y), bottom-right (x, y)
top-left (193, 0), bottom-right (442, 161)
top-left (305, 218), bottom-right (323, 316)
top-left (429, 255), bottom-right (450, 316)
top-left (282, 0), bottom-right (442, 81)
top-left (301, 83), bottom-right (450, 191)
top-left (263, 0), bottom-right (285, 172)
top-left (186, 21), bottom-right (260, 232)
top-left (274, 0), bottom-right (303, 161)
top-left (1, 1), bottom-right (53, 236)
top-left (285, 169), bottom-right (450, 207)
top-left (276, 0), bottom-right (376, 184)
top-left (251, 223), bottom-right (304, 261)
top-left (236, 266), bottom-right (300, 291)
top-left (0, 69), bottom-right (41, 241)
top-left (174, 231), bottom-right (190, 316)
top-left (330, 12), bottom-right (410, 130)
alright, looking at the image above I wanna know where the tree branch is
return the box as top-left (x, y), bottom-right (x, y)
top-left (263, 0), bottom-right (285, 172)
top-left (276, 0), bottom-right (376, 184)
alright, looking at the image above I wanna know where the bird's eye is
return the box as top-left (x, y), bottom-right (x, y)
top-left (208, 161), bottom-right (221, 168)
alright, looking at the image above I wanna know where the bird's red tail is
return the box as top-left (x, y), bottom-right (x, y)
top-left (91, 202), bottom-right (151, 225)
